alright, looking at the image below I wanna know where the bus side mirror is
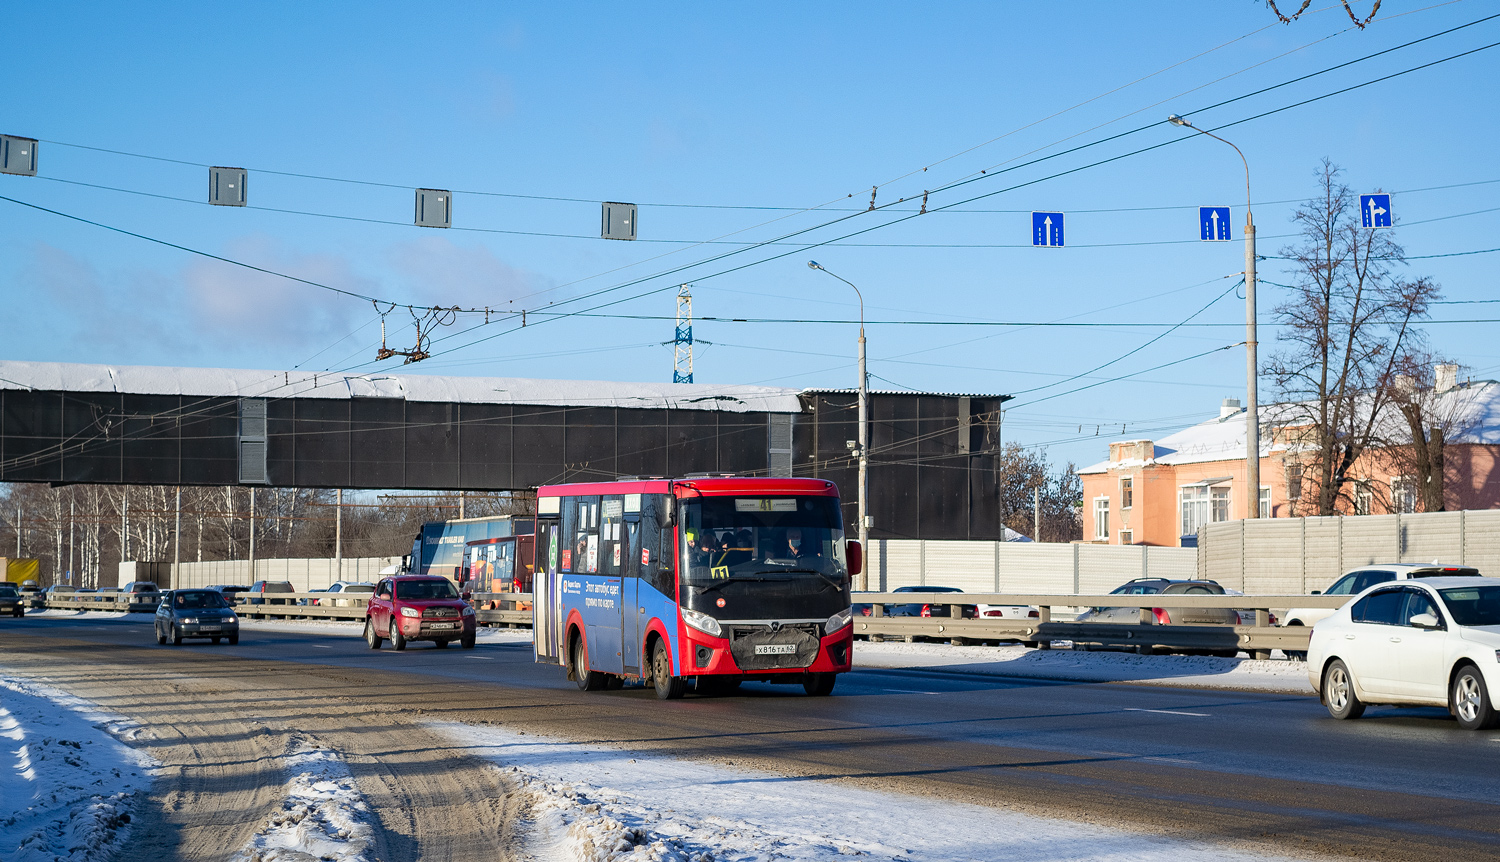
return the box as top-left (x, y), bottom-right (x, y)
top-left (462, 590), bottom-right (473, 601)
top-left (846, 540), bottom-right (863, 577)
top-left (659, 506), bottom-right (676, 529)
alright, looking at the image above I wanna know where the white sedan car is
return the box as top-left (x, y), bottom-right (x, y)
top-left (1308, 576), bottom-right (1500, 730)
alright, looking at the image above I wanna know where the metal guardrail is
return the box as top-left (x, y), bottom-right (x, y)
top-left (37, 587), bottom-right (1346, 658)
top-left (851, 591), bottom-right (1348, 657)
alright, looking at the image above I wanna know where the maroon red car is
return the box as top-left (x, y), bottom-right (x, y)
top-left (364, 575), bottom-right (476, 650)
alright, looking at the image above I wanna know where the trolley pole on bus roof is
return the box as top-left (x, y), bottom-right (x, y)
top-left (807, 261), bottom-right (869, 590)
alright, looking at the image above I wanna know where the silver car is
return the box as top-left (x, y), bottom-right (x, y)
top-left (1077, 579), bottom-right (1239, 626)
top-left (155, 589), bottom-right (240, 645)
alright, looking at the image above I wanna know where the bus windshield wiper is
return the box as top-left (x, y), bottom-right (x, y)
top-left (755, 568), bottom-right (845, 591)
top-left (695, 576), bottom-right (773, 595)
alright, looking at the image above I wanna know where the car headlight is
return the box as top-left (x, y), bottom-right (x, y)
top-left (825, 607), bottom-right (853, 634)
top-left (461, 606), bottom-right (475, 616)
top-left (400, 606), bottom-right (420, 618)
top-left (179, 617), bottom-right (198, 624)
top-left (681, 608), bottom-right (722, 637)
top-left (225, 614), bottom-right (237, 623)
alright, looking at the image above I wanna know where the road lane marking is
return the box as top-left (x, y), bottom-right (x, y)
top-left (467, 656), bottom-right (493, 660)
top-left (884, 688), bottom-right (943, 695)
top-left (312, 645), bottom-right (332, 649)
top-left (1122, 707), bottom-right (1209, 717)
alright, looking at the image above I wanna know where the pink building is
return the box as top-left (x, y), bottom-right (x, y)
top-left (1079, 379), bottom-right (1500, 547)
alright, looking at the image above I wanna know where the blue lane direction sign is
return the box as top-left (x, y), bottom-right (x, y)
top-left (1199, 206), bottom-right (1231, 241)
top-left (1032, 211), bottom-right (1064, 247)
top-left (1360, 193), bottom-right (1392, 228)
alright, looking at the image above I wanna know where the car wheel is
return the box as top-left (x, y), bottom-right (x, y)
top-left (391, 623), bottom-right (407, 651)
top-left (434, 639), bottom-right (449, 649)
top-left (572, 633), bottom-right (605, 692)
top-left (228, 632), bottom-right (239, 645)
top-left (364, 619), bottom-right (382, 649)
top-left (651, 639), bottom-right (685, 700)
top-left (1285, 651), bottom-right (1308, 661)
top-left (1451, 664), bottom-right (1500, 730)
top-left (802, 672), bottom-right (837, 696)
top-left (1324, 659), bottom-right (1365, 720)
top-left (171, 625), bottom-right (183, 647)
top-left (156, 625), bottom-right (166, 646)
top-left (461, 631), bottom-right (476, 649)
top-left (14, 608), bottom-right (22, 618)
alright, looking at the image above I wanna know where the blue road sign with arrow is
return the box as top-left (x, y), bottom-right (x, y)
top-left (1360, 193), bottom-right (1392, 228)
top-left (1199, 206), bottom-right (1231, 241)
top-left (1032, 211), bottom-right (1064, 247)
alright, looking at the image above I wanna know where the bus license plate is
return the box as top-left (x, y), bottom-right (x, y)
top-left (427, 622), bottom-right (456, 630)
top-left (754, 644), bottom-right (796, 655)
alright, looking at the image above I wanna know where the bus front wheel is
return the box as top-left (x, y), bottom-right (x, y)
top-left (573, 633), bottom-right (606, 692)
top-left (803, 672), bottom-right (836, 697)
top-left (651, 640), bottom-right (686, 700)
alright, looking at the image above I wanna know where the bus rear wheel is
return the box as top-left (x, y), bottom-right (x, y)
top-left (803, 672), bottom-right (836, 697)
top-left (573, 633), bottom-right (606, 692)
top-left (652, 640), bottom-right (686, 700)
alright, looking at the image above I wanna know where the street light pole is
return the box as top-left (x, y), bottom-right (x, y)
top-left (1169, 115), bottom-right (1260, 520)
top-left (808, 261), bottom-right (869, 589)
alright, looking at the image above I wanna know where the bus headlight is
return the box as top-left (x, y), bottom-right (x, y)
top-left (825, 607), bottom-right (853, 634)
top-left (681, 608), bottom-right (723, 637)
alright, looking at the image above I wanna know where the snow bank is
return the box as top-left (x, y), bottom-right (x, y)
top-left (0, 677), bottom-right (156, 862)
top-left (854, 641), bottom-right (1314, 694)
top-left (433, 722), bottom-right (1302, 862)
top-left (229, 738), bottom-right (375, 862)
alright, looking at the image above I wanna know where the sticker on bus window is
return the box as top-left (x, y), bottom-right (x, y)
top-left (586, 535), bottom-right (599, 573)
top-left (711, 565), bottom-right (730, 579)
top-left (612, 543), bottom-right (622, 567)
top-left (641, 548), bottom-right (650, 566)
top-left (561, 549), bottom-right (572, 571)
top-left (734, 498), bottom-right (798, 512)
top-left (603, 499), bottom-right (623, 519)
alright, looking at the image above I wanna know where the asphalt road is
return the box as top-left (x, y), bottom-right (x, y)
top-left (4, 613), bottom-right (1499, 861)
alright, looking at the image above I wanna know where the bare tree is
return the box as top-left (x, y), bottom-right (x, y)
top-left (996, 444), bottom-right (1082, 542)
top-left (1377, 356), bottom-right (1479, 513)
top-left (1266, 160), bottom-right (1440, 516)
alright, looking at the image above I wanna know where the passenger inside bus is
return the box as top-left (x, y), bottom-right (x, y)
top-left (681, 496), bottom-right (848, 585)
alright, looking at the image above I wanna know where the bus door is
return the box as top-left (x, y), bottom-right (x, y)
top-left (587, 497), bottom-right (625, 675)
top-left (621, 496), bottom-right (643, 672)
top-left (533, 509), bottom-right (562, 664)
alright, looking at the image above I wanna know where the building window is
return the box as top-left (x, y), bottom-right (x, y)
top-left (1120, 477), bottom-right (1133, 510)
top-left (1259, 487), bottom-right (1271, 519)
top-left (1119, 529), bottom-right (1133, 545)
top-left (1093, 498), bottom-right (1110, 541)
top-left (1210, 486), bottom-right (1231, 523)
top-left (1354, 483), bottom-right (1372, 515)
top-left (1391, 477), bottom-right (1417, 514)
top-left (1285, 462), bottom-right (1301, 502)
top-left (1180, 487), bottom-right (1207, 536)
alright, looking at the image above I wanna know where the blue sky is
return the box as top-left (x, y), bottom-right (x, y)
top-left (3, 2), bottom-right (1498, 470)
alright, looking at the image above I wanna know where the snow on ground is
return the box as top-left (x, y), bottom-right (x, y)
top-left (434, 721), bottom-right (1305, 862)
top-left (229, 738), bottom-right (375, 862)
top-left (0, 677), bottom-right (156, 862)
top-left (853, 641), bottom-right (1314, 694)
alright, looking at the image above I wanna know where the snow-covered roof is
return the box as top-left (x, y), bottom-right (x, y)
top-left (1078, 380), bottom-right (1500, 474)
top-left (0, 359), bottom-right (804, 414)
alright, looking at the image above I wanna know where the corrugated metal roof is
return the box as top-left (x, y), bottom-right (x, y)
top-left (802, 388), bottom-right (1012, 400)
top-left (0, 359), bottom-right (804, 414)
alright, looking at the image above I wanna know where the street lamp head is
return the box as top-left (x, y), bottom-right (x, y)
top-left (806, 260), bottom-right (823, 270)
top-left (1168, 114), bottom-right (1190, 127)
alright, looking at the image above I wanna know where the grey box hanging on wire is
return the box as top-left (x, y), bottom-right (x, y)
top-left (601, 201), bottom-right (637, 240)
top-left (209, 166), bottom-right (247, 206)
top-left (415, 188), bottom-right (452, 228)
top-left (0, 135), bottom-right (38, 176)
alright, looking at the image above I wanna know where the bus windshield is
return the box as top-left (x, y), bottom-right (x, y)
top-left (681, 496), bottom-right (847, 585)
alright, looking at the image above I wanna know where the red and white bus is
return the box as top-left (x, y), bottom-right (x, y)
top-left (532, 475), bottom-right (860, 699)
